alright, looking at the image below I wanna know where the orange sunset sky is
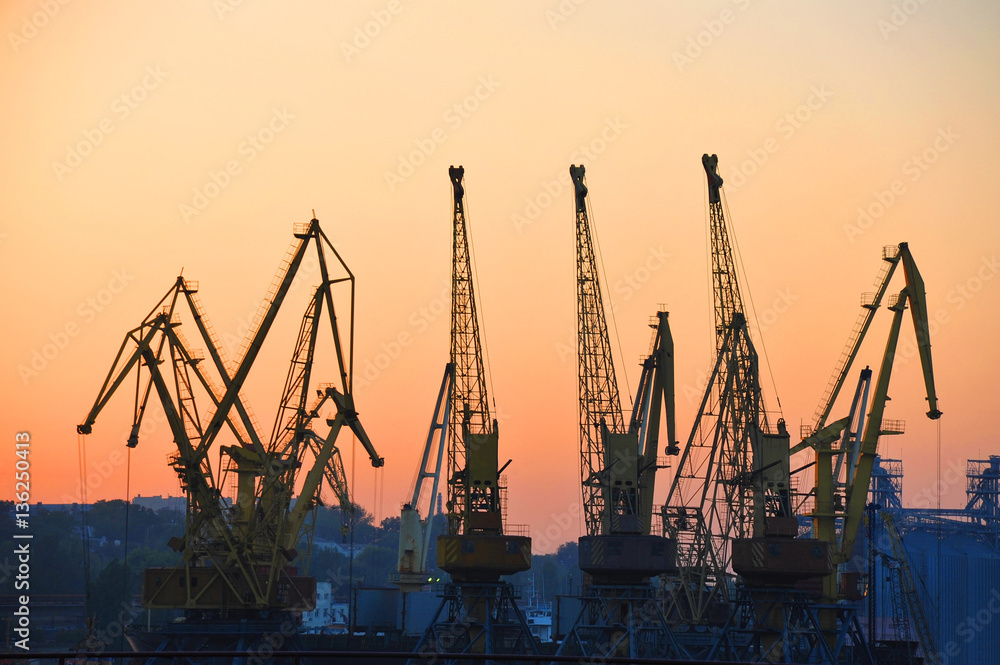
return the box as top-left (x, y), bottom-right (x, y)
top-left (2, 2), bottom-right (998, 553)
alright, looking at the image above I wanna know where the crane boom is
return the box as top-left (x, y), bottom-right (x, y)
top-left (812, 243), bottom-right (940, 432)
top-left (415, 167), bottom-right (537, 664)
top-left (838, 286), bottom-right (941, 565)
top-left (569, 165), bottom-right (675, 587)
top-left (661, 155), bottom-right (788, 621)
top-left (555, 169), bottom-right (681, 662)
top-left (571, 164), bottom-right (626, 537)
top-left (446, 165), bottom-right (494, 536)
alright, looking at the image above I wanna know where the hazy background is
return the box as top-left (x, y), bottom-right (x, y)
top-left (2, 1), bottom-right (997, 552)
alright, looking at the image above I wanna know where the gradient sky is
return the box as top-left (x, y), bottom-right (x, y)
top-left (2, 1), bottom-right (998, 553)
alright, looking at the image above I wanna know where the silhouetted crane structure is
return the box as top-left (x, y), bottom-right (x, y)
top-left (660, 155), bottom-right (793, 627)
top-left (71, 160), bottom-right (956, 665)
top-left (395, 363), bottom-right (453, 593)
top-left (410, 166), bottom-right (536, 663)
top-left (554, 164), bottom-right (685, 662)
top-left (77, 218), bottom-right (382, 656)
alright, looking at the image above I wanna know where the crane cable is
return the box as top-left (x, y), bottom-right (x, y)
top-left (720, 189), bottom-right (783, 420)
top-left (77, 432), bottom-right (92, 617)
top-left (120, 447), bottom-right (132, 650)
top-left (587, 185), bottom-right (633, 408)
top-left (935, 418), bottom-right (942, 620)
top-left (462, 180), bottom-right (499, 421)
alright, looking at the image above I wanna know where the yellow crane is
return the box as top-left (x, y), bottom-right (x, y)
top-left (395, 364), bottom-right (453, 592)
top-left (78, 218), bottom-right (382, 619)
top-left (556, 165), bottom-right (685, 662)
top-left (795, 243), bottom-right (941, 605)
top-left (410, 167), bottom-right (536, 662)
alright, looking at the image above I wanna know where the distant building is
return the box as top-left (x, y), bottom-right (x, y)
top-left (864, 456), bottom-right (1000, 665)
top-left (311, 538), bottom-right (366, 557)
top-left (132, 494), bottom-right (184, 512)
top-left (301, 582), bottom-right (347, 632)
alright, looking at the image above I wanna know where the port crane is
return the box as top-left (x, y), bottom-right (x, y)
top-left (410, 167), bottom-right (536, 662)
top-left (555, 164), bottom-right (684, 661)
top-left (395, 363), bottom-right (453, 593)
top-left (713, 240), bottom-right (941, 662)
top-left (660, 154), bottom-right (794, 627)
top-left (77, 219), bottom-right (382, 628)
top-left (795, 244), bottom-right (941, 603)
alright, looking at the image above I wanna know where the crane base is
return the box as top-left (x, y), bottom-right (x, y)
top-left (142, 566), bottom-right (316, 611)
top-left (732, 537), bottom-right (834, 586)
top-left (437, 534), bottom-right (531, 582)
top-left (578, 534), bottom-right (677, 584)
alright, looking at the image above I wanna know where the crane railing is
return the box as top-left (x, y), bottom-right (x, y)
top-left (811, 245), bottom-right (901, 432)
top-left (234, 238), bottom-right (304, 369)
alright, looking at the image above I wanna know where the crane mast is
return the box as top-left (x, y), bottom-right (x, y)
top-left (446, 165), bottom-right (498, 537)
top-left (661, 155), bottom-right (791, 624)
top-left (396, 364), bottom-right (453, 592)
top-left (556, 165), bottom-right (682, 662)
top-left (413, 167), bottom-right (536, 663)
top-left (572, 164), bottom-right (626, 537)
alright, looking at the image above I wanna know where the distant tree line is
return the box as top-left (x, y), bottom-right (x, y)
top-left (1, 500), bottom-right (582, 648)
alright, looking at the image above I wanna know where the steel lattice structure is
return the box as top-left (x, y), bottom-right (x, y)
top-left (447, 166), bottom-right (494, 535)
top-left (660, 155), bottom-right (782, 623)
top-left (572, 165), bottom-right (625, 537)
top-left (77, 218), bottom-right (383, 616)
